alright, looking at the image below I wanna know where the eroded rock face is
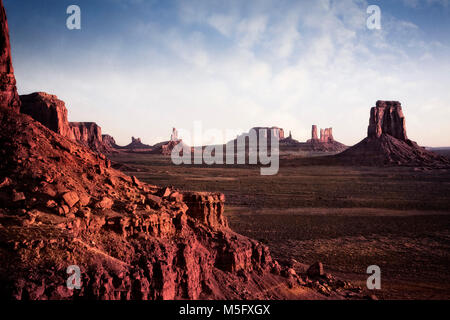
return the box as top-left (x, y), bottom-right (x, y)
top-left (0, 0), bottom-right (20, 112)
top-left (368, 101), bottom-right (407, 141)
top-left (320, 128), bottom-right (333, 143)
top-left (70, 122), bottom-right (104, 153)
top-left (20, 92), bottom-right (73, 138)
top-left (19, 91), bottom-right (114, 154)
top-left (102, 134), bottom-right (118, 149)
top-left (311, 125), bottom-right (318, 141)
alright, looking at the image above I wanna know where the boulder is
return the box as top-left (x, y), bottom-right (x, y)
top-left (62, 191), bottom-right (79, 208)
top-left (307, 261), bottom-right (324, 277)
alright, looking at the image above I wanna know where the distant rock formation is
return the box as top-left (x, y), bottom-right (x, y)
top-left (336, 101), bottom-right (449, 167)
top-left (119, 136), bottom-right (153, 150)
top-left (320, 128), bottom-right (333, 142)
top-left (308, 125), bottom-right (334, 143)
top-left (251, 127), bottom-right (285, 140)
top-left (69, 122), bottom-right (106, 154)
top-left (20, 92), bottom-right (73, 138)
top-left (311, 125), bottom-right (318, 141)
top-left (368, 101), bottom-right (407, 141)
top-left (170, 127), bottom-right (178, 141)
top-left (152, 128), bottom-right (184, 155)
top-left (102, 134), bottom-right (119, 150)
top-left (0, 1), bottom-right (20, 112)
top-left (303, 125), bottom-right (346, 152)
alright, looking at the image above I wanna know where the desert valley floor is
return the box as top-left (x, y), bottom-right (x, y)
top-left (110, 153), bottom-right (450, 300)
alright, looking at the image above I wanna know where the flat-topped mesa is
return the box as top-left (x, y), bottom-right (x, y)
top-left (20, 92), bottom-right (73, 138)
top-left (251, 127), bottom-right (285, 140)
top-left (0, 1), bottom-right (20, 112)
top-left (368, 101), bottom-right (407, 141)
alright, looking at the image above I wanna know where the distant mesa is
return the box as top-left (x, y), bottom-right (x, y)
top-left (251, 126), bottom-right (285, 140)
top-left (335, 101), bottom-right (450, 167)
top-left (117, 136), bottom-right (153, 151)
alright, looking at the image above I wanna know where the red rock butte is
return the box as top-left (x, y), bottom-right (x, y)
top-left (368, 101), bottom-right (407, 141)
top-left (336, 100), bottom-right (449, 167)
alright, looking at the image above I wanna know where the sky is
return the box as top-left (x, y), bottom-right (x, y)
top-left (4, 0), bottom-right (450, 147)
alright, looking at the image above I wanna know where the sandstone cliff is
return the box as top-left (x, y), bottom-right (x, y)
top-left (20, 92), bottom-right (73, 138)
top-left (368, 101), bottom-right (407, 141)
top-left (19, 91), bottom-right (113, 154)
top-left (0, 0), bottom-right (20, 112)
top-left (69, 122), bottom-right (106, 154)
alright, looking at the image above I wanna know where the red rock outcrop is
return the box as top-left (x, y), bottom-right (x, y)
top-left (368, 101), bottom-right (407, 140)
top-left (19, 91), bottom-right (115, 154)
top-left (69, 122), bottom-right (108, 154)
top-left (102, 134), bottom-right (119, 150)
top-left (0, 0), bottom-right (20, 112)
top-left (20, 92), bottom-right (73, 138)
top-left (336, 101), bottom-right (449, 167)
top-left (304, 125), bottom-right (345, 152)
top-left (311, 125), bottom-right (318, 141)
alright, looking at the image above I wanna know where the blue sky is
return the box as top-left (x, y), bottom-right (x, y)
top-left (4, 0), bottom-right (450, 146)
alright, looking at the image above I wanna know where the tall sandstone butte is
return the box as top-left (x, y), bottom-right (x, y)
top-left (336, 100), bottom-right (449, 167)
top-left (368, 101), bottom-right (407, 141)
top-left (0, 0), bottom-right (20, 112)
